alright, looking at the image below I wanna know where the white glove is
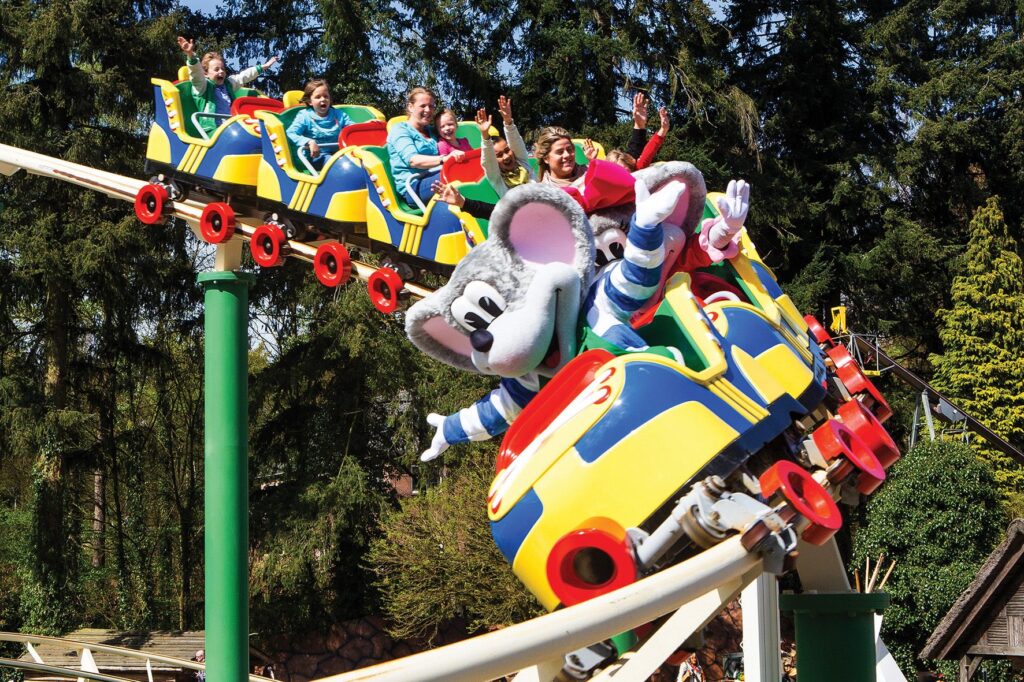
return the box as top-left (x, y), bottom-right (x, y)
top-left (634, 179), bottom-right (688, 228)
top-left (420, 413), bottom-right (450, 462)
top-left (709, 179), bottom-right (750, 248)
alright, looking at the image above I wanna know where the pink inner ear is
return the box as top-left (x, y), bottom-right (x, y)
top-left (507, 203), bottom-right (577, 266)
top-left (422, 315), bottom-right (474, 358)
top-left (667, 187), bottom-right (691, 228)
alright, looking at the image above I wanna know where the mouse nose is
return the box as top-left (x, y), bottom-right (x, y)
top-left (470, 329), bottom-right (494, 352)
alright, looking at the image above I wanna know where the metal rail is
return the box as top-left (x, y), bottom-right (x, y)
top-left (0, 631), bottom-right (275, 681)
top-left (319, 535), bottom-right (762, 682)
top-left (851, 335), bottom-right (1024, 464)
top-left (0, 658), bottom-right (137, 682)
top-left (0, 143), bottom-right (433, 299)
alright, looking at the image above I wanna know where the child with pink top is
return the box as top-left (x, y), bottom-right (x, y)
top-left (436, 109), bottom-right (473, 155)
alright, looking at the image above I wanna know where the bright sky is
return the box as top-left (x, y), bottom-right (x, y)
top-left (179, 0), bottom-right (219, 15)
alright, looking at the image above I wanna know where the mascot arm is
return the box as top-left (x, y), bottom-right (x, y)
top-left (421, 376), bottom-right (540, 461)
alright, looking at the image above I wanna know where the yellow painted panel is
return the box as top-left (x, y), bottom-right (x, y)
top-left (146, 125), bottom-right (172, 164)
top-left (366, 204), bottom-right (394, 244)
top-left (433, 231), bottom-right (472, 265)
top-left (755, 344), bottom-right (815, 399)
top-left (187, 146), bottom-right (210, 175)
top-left (660, 273), bottom-right (728, 383)
top-left (257, 159), bottom-right (282, 202)
top-left (730, 346), bottom-right (788, 405)
top-left (513, 400), bottom-right (741, 610)
top-left (325, 189), bottom-right (368, 222)
top-left (213, 154), bottom-right (260, 187)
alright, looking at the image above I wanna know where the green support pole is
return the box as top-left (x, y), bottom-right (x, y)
top-left (780, 592), bottom-right (889, 682)
top-left (200, 271), bottom-right (256, 682)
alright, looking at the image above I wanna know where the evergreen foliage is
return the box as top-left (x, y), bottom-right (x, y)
top-left (853, 439), bottom-right (1005, 672)
top-left (366, 457), bottom-right (543, 641)
top-left (931, 198), bottom-right (1024, 513)
top-left (0, 0), bottom-right (1022, 665)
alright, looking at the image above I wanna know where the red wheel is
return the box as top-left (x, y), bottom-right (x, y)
top-left (760, 461), bottom-right (843, 545)
top-left (827, 346), bottom-right (893, 422)
top-left (314, 242), bottom-right (352, 288)
top-left (838, 400), bottom-right (900, 469)
top-left (250, 223), bottom-right (289, 267)
top-left (811, 419), bottom-right (885, 495)
top-left (804, 315), bottom-right (834, 347)
top-left (199, 202), bottom-right (236, 244)
top-left (546, 524), bottom-right (636, 607)
top-left (134, 183), bottom-right (170, 225)
top-left (367, 267), bottom-right (402, 314)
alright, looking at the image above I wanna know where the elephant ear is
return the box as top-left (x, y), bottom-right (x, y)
top-left (488, 183), bottom-right (594, 289)
top-left (405, 288), bottom-right (477, 374)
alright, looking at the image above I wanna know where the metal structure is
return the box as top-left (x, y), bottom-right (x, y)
top-left (0, 143), bottom-right (909, 682)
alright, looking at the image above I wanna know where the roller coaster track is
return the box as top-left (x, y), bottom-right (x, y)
top-left (0, 142), bottom-right (902, 681)
top-left (846, 334), bottom-right (1024, 464)
top-left (0, 535), bottom-right (772, 681)
top-left (0, 143), bottom-right (433, 300)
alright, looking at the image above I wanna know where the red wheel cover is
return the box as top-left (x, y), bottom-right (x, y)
top-left (546, 526), bottom-right (636, 607)
top-left (250, 223), bottom-right (288, 267)
top-left (827, 346), bottom-right (893, 422)
top-left (199, 202), bottom-right (236, 244)
top-left (812, 419), bottom-right (885, 494)
top-left (314, 242), bottom-right (352, 287)
top-left (838, 400), bottom-right (900, 469)
top-left (804, 315), bottom-right (834, 347)
top-left (367, 267), bottom-right (402, 313)
top-left (760, 460), bottom-right (843, 545)
top-left (134, 184), bottom-right (170, 225)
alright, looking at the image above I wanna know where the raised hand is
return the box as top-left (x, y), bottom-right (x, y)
top-left (583, 138), bottom-right (598, 162)
top-left (431, 181), bottom-right (466, 208)
top-left (632, 92), bottom-right (649, 129)
top-left (262, 55), bottom-right (279, 70)
top-left (497, 95), bottom-right (513, 124)
top-left (177, 36), bottom-right (194, 58)
top-left (634, 178), bottom-right (688, 228)
top-left (420, 413), bottom-right (450, 461)
top-left (709, 179), bottom-right (751, 249)
top-left (657, 107), bottom-right (670, 136)
top-left (475, 107), bottom-right (492, 134)
top-left (716, 179), bottom-right (750, 230)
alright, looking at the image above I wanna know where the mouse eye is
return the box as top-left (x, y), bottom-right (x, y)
top-left (451, 281), bottom-right (506, 333)
top-left (595, 228), bottom-right (627, 266)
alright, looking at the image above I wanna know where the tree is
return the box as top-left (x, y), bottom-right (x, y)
top-left (366, 456), bottom-right (543, 641)
top-left (853, 439), bottom-right (1006, 672)
top-left (931, 198), bottom-right (1024, 513)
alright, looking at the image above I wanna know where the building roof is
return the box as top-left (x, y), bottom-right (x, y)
top-left (17, 629), bottom-right (204, 672)
top-left (921, 519), bottom-right (1024, 660)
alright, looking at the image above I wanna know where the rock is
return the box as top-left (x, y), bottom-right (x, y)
top-left (316, 657), bottom-right (354, 676)
top-left (352, 618), bottom-right (377, 638)
top-left (340, 637), bottom-right (374, 662)
top-left (326, 623), bottom-right (348, 652)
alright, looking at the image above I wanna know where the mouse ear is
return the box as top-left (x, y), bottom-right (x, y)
top-left (405, 301), bottom-right (477, 373)
top-left (489, 184), bottom-right (594, 278)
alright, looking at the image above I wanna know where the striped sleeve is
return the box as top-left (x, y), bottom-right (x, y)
top-left (440, 375), bottom-right (541, 445)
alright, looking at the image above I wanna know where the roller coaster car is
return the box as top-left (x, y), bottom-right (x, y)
top-left (144, 77), bottom-right (279, 197)
top-left (487, 227), bottom-right (899, 612)
top-left (253, 104), bottom-right (387, 231)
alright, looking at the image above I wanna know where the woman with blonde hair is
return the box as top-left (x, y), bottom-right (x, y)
top-left (534, 126), bottom-right (587, 188)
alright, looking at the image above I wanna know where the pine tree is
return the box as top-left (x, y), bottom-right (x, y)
top-left (931, 198), bottom-right (1024, 512)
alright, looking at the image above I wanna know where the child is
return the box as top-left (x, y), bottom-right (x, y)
top-left (176, 36), bottom-right (277, 137)
top-left (436, 109), bottom-right (472, 156)
top-left (286, 79), bottom-right (352, 172)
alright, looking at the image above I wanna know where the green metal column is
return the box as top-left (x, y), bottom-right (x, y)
top-left (780, 592), bottom-right (889, 682)
top-left (200, 271), bottom-right (256, 682)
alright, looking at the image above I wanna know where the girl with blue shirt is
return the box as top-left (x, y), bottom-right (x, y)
top-left (286, 79), bottom-right (352, 172)
top-left (387, 87), bottom-right (466, 206)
